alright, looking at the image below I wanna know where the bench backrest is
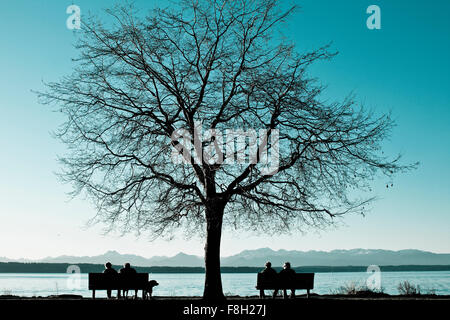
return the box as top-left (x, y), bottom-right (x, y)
top-left (256, 272), bottom-right (314, 290)
top-left (88, 273), bottom-right (149, 290)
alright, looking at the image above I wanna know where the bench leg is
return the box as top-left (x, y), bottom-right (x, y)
top-left (307, 289), bottom-right (310, 299)
top-left (92, 290), bottom-right (95, 299)
top-left (290, 289), bottom-right (295, 299)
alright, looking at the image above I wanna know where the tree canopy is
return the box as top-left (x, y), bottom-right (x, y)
top-left (37, 0), bottom-right (414, 300)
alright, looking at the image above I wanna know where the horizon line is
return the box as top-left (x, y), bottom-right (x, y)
top-left (2, 247), bottom-right (450, 262)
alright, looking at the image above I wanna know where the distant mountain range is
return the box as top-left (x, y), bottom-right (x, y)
top-left (2, 248), bottom-right (450, 267)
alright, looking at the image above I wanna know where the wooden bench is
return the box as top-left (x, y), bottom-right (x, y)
top-left (256, 272), bottom-right (314, 298)
top-left (88, 273), bottom-right (149, 299)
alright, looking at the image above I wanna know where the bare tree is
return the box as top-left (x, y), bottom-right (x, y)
top-left (38, 0), bottom-right (414, 300)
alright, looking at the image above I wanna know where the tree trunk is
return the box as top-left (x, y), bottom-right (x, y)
top-left (202, 202), bottom-right (225, 301)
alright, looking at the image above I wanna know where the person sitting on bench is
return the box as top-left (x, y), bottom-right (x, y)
top-left (279, 262), bottom-right (296, 299)
top-left (103, 262), bottom-right (119, 299)
top-left (260, 261), bottom-right (278, 298)
top-left (120, 262), bottom-right (138, 298)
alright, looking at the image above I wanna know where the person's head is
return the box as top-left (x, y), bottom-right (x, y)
top-left (124, 262), bottom-right (131, 268)
top-left (283, 262), bottom-right (291, 269)
top-left (265, 261), bottom-right (272, 268)
top-left (105, 262), bottom-right (112, 269)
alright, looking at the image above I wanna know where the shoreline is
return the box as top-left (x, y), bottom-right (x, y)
top-left (2, 293), bottom-right (449, 300)
top-left (1, 262), bottom-right (450, 273)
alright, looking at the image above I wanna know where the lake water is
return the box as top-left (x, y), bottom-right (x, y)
top-left (0, 271), bottom-right (449, 298)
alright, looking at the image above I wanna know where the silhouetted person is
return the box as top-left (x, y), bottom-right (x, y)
top-left (260, 261), bottom-right (278, 298)
top-left (119, 262), bottom-right (138, 298)
top-left (279, 262), bottom-right (296, 299)
top-left (103, 262), bottom-right (119, 299)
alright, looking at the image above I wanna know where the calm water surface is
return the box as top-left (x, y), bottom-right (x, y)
top-left (0, 271), bottom-right (448, 298)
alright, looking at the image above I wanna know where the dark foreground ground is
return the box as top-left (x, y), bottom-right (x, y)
top-left (1, 294), bottom-right (449, 318)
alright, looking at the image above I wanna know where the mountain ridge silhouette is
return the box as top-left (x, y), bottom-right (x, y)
top-left (2, 248), bottom-right (450, 267)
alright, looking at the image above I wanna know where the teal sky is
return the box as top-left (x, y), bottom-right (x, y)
top-left (0, 0), bottom-right (449, 260)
